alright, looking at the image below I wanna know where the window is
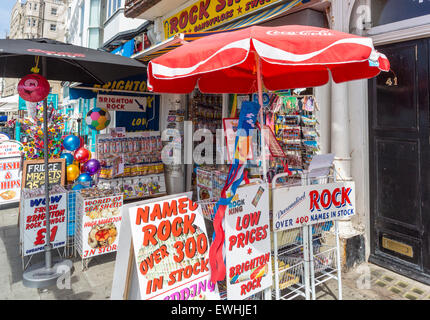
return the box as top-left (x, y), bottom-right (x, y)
top-left (50, 24), bottom-right (57, 31)
top-left (51, 7), bottom-right (57, 15)
top-left (32, 19), bottom-right (36, 27)
top-left (372, 0), bottom-right (430, 27)
top-left (27, 19), bottom-right (30, 26)
top-left (34, 3), bottom-right (37, 11)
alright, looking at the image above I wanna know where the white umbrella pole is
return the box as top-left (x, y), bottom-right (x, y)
top-left (256, 55), bottom-right (268, 183)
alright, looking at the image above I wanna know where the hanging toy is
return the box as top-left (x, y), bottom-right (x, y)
top-left (17, 74), bottom-right (50, 102)
top-left (85, 107), bottom-right (111, 131)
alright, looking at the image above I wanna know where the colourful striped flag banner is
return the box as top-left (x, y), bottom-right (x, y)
top-left (209, 101), bottom-right (261, 283)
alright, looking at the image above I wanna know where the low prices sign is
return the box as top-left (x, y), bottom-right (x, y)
top-left (80, 195), bottom-right (123, 259)
top-left (273, 182), bottom-right (356, 231)
top-left (22, 192), bottom-right (67, 256)
top-left (128, 193), bottom-right (220, 300)
top-left (225, 183), bottom-right (272, 299)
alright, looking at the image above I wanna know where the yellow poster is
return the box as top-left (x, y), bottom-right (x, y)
top-left (163, 0), bottom-right (284, 39)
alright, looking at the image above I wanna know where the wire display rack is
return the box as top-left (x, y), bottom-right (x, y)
top-left (271, 167), bottom-right (343, 300)
top-left (271, 171), bottom-right (311, 300)
top-left (65, 188), bottom-right (78, 258)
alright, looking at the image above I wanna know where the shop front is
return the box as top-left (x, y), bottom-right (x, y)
top-left (348, 0), bottom-right (430, 284)
top-left (108, 0), bottom-right (390, 297)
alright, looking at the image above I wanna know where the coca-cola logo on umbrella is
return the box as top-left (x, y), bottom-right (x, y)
top-left (27, 48), bottom-right (86, 58)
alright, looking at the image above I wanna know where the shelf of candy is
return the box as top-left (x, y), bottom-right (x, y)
top-left (98, 133), bottom-right (163, 180)
top-left (98, 174), bottom-right (166, 201)
top-left (190, 91), bottom-right (223, 134)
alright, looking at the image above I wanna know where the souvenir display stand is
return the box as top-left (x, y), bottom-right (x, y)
top-left (271, 164), bottom-right (345, 300)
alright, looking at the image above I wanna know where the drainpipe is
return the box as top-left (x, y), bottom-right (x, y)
top-left (330, 0), bottom-right (357, 237)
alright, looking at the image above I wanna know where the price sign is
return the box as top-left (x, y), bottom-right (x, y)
top-left (127, 193), bottom-right (220, 300)
top-left (22, 159), bottom-right (66, 189)
top-left (21, 192), bottom-right (67, 256)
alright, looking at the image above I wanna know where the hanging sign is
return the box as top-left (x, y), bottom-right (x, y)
top-left (273, 182), bottom-right (356, 231)
top-left (225, 183), bottom-right (272, 299)
top-left (21, 191), bottom-right (67, 256)
top-left (75, 194), bottom-right (123, 259)
top-left (69, 75), bottom-right (150, 100)
top-left (115, 96), bottom-right (160, 132)
top-left (127, 192), bottom-right (220, 300)
top-left (97, 94), bottom-right (156, 112)
top-left (163, 0), bottom-right (295, 38)
top-left (21, 159), bottom-right (66, 190)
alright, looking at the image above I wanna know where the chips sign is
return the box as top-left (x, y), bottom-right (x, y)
top-left (163, 0), bottom-right (285, 38)
top-left (127, 193), bottom-right (220, 300)
top-left (273, 182), bottom-right (356, 231)
top-left (224, 183), bottom-right (272, 299)
top-left (0, 158), bottom-right (21, 204)
top-left (21, 192), bottom-right (67, 256)
top-left (22, 159), bottom-right (66, 190)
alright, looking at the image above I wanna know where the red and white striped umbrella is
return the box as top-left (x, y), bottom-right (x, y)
top-left (147, 25), bottom-right (390, 94)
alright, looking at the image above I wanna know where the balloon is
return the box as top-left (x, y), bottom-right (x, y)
top-left (66, 164), bottom-right (80, 181)
top-left (74, 147), bottom-right (90, 163)
top-left (63, 135), bottom-right (80, 151)
top-left (17, 74), bottom-right (50, 102)
top-left (60, 152), bottom-right (74, 166)
top-left (72, 183), bottom-right (88, 190)
top-left (80, 161), bottom-right (88, 173)
top-left (77, 173), bottom-right (92, 184)
top-left (85, 159), bottom-right (101, 175)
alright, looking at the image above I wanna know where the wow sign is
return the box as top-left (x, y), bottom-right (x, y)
top-left (273, 182), bottom-right (356, 231)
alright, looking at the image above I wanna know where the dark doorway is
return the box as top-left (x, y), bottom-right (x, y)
top-left (368, 38), bottom-right (430, 284)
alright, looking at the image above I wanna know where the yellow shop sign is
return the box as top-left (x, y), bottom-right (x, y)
top-left (163, 0), bottom-right (283, 39)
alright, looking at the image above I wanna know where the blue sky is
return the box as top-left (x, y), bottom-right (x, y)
top-left (0, 0), bottom-right (18, 38)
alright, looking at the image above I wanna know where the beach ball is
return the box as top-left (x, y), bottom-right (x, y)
top-left (63, 135), bottom-right (80, 151)
top-left (66, 164), bottom-right (80, 181)
top-left (85, 107), bottom-right (111, 131)
top-left (74, 147), bottom-right (90, 163)
top-left (17, 74), bottom-right (50, 102)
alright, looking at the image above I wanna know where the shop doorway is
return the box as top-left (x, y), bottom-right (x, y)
top-left (368, 38), bottom-right (430, 284)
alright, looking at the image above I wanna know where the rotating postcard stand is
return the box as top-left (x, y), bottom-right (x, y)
top-left (22, 58), bottom-right (73, 288)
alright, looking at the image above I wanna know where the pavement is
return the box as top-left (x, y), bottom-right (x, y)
top-left (1, 203), bottom-right (430, 300)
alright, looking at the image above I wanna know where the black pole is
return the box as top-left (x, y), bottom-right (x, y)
top-left (42, 56), bottom-right (52, 269)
